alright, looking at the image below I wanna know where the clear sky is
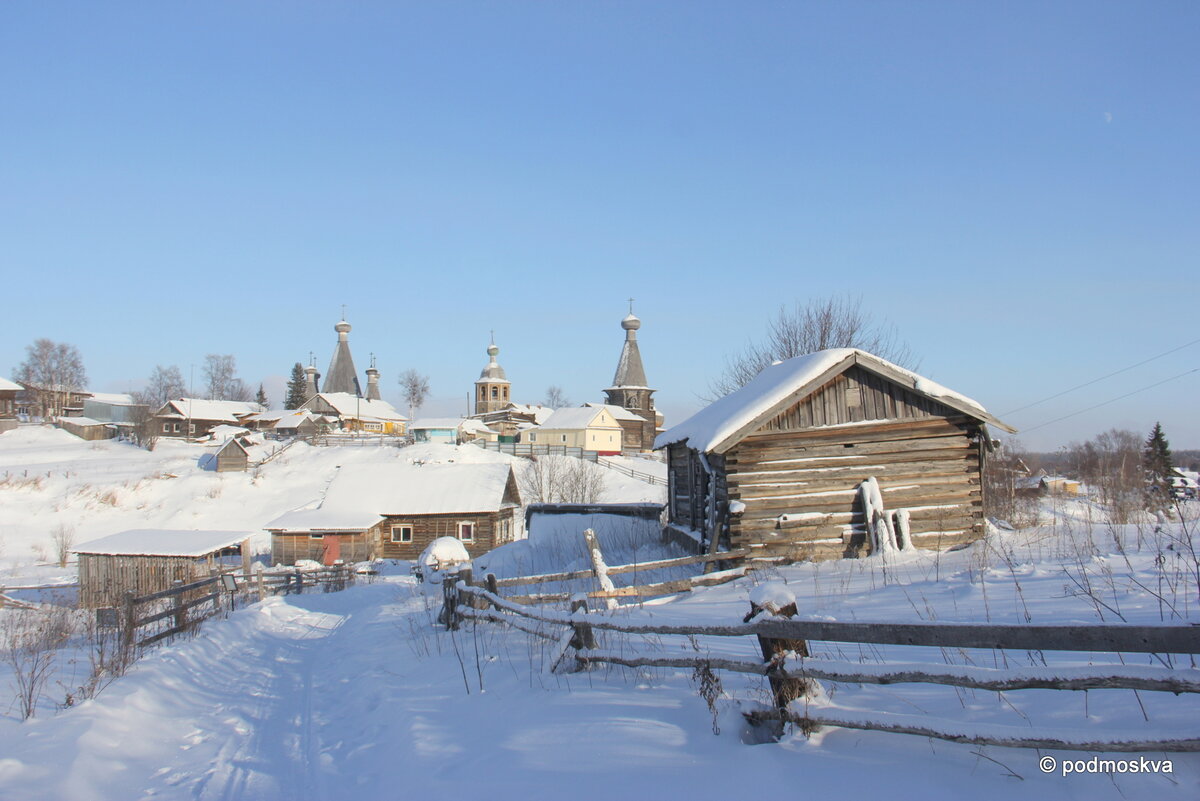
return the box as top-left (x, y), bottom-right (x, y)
top-left (2, 2), bottom-right (1197, 451)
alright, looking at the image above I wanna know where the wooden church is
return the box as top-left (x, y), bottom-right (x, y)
top-left (655, 349), bottom-right (1015, 560)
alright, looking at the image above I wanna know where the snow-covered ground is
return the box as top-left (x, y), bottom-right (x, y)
top-left (1, 428), bottom-right (1197, 799)
top-left (0, 427), bottom-right (665, 589)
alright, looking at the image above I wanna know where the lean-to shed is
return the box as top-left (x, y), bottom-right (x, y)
top-left (75, 529), bottom-right (252, 608)
top-left (655, 349), bottom-right (1015, 560)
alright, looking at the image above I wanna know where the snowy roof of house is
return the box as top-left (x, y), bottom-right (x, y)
top-left (216, 438), bottom-right (248, 455)
top-left (410, 418), bottom-right (465, 431)
top-left (458, 418), bottom-right (496, 434)
top-left (75, 529), bottom-right (252, 557)
top-left (0, 377), bottom-right (21, 392)
top-left (655, 348), bottom-right (1015, 454)
top-left (507, 404), bottom-right (555, 424)
top-left (265, 462), bottom-right (515, 531)
top-left (584, 402), bottom-right (644, 422)
top-left (85, 392), bottom-right (137, 406)
top-left (537, 406), bottom-right (618, 430)
top-left (305, 393), bottom-right (407, 422)
top-left (272, 411), bottom-right (318, 429)
top-left (159, 398), bottom-right (264, 422)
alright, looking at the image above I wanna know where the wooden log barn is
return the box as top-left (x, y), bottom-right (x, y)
top-left (266, 461), bottom-right (522, 565)
top-left (655, 349), bottom-right (1016, 560)
top-left (74, 529), bottom-right (252, 608)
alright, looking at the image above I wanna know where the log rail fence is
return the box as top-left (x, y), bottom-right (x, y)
top-left (441, 560), bottom-right (1200, 753)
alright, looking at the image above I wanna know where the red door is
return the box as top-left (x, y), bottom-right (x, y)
top-left (322, 535), bottom-right (341, 566)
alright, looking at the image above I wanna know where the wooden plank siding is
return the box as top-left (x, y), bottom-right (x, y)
top-left (665, 365), bottom-right (990, 562)
top-left (376, 509), bottom-right (521, 560)
top-left (78, 552), bottom-right (233, 608)
top-left (271, 532), bottom-right (374, 566)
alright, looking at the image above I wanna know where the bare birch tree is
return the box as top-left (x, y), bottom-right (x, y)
top-left (14, 339), bottom-right (88, 418)
top-left (708, 295), bottom-right (915, 399)
top-left (399, 369), bottom-right (431, 420)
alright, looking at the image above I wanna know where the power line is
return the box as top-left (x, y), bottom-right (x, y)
top-left (1019, 367), bottom-right (1199, 434)
top-left (1001, 336), bottom-right (1200, 416)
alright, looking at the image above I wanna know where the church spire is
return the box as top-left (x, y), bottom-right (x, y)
top-left (474, 335), bottom-right (511, 415)
top-left (324, 316), bottom-right (361, 395)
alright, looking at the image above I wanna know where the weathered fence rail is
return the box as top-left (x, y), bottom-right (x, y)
top-left (595, 457), bottom-right (668, 486)
top-left (117, 564), bottom-right (358, 653)
top-left (446, 575), bottom-right (1200, 753)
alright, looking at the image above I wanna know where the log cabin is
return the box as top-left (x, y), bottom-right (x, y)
top-left (655, 349), bottom-right (1015, 561)
top-left (267, 460), bottom-right (521, 565)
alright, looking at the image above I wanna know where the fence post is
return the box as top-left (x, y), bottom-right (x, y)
top-left (171, 579), bottom-right (185, 632)
top-left (440, 570), bottom-right (461, 630)
top-left (486, 573), bottom-right (499, 609)
top-left (582, 528), bottom-right (618, 611)
top-left (121, 590), bottom-right (137, 654)
top-left (745, 593), bottom-right (810, 712)
top-left (569, 595), bottom-right (596, 650)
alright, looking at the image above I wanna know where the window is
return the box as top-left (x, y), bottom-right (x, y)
top-left (457, 521), bottom-right (474, 542)
top-left (561, 434), bottom-right (567, 443)
top-left (503, 387), bottom-right (508, 399)
top-left (162, 423), bottom-right (170, 433)
top-left (529, 432), bottom-right (536, 442)
top-left (188, 423), bottom-right (196, 433)
top-left (491, 387), bottom-right (498, 399)
top-left (310, 533), bottom-right (324, 540)
top-left (391, 525), bottom-right (413, 543)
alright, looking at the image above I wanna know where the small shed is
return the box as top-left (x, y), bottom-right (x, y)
top-left (57, 415), bottom-right (116, 441)
top-left (75, 529), bottom-right (252, 608)
top-left (214, 437), bottom-right (250, 472)
top-left (410, 418), bottom-right (463, 445)
top-left (656, 349), bottom-right (1015, 560)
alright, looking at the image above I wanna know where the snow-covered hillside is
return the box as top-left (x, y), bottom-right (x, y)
top-left (0, 427), bottom-right (665, 588)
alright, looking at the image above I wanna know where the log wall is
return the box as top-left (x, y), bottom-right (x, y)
top-left (79, 553), bottom-right (214, 608)
top-left (271, 532), bottom-right (373, 566)
top-left (376, 508), bottom-right (521, 560)
top-left (727, 416), bottom-right (984, 560)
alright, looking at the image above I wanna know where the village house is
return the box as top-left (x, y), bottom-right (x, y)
top-left (298, 392), bottom-right (407, 435)
top-left (0, 378), bottom-right (23, 434)
top-left (410, 418), bottom-right (465, 445)
top-left (266, 461), bottom-right (521, 565)
top-left (524, 406), bottom-right (624, 455)
top-left (656, 348), bottom-right (1015, 560)
top-left (154, 398), bottom-right (265, 439)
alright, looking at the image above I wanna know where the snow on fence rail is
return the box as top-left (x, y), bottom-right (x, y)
top-left (444, 573), bottom-right (1200, 753)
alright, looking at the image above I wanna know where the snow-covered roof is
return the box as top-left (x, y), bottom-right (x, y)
top-left (410, 418), bottom-right (465, 431)
top-left (57, 416), bottom-right (106, 427)
top-left (537, 406), bottom-right (618, 431)
top-left (86, 392), bottom-right (136, 406)
top-left (303, 393), bottom-right (407, 422)
top-left (272, 411), bottom-right (318, 429)
top-left (507, 404), bottom-right (555, 424)
top-left (584, 402), bottom-right (644, 422)
top-left (159, 398), bottom-right (264, 422)
top-left (265, 462), bottom-right (515, 531)
top-left (458, 418), bottom-right (496, 434)
top-left (75, 529), bottom-right (252, 557)
top-left (655, 349), bottom-right (1015, 454)
top-left (0, 377), bottom-right (21, 392)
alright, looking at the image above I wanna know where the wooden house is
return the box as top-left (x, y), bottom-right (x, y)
top-left (266, 461), bottom-right (522, 565)
top-left (656, 349), bottom-right (1015, 560)
top-left (298, 392), bottom-right (407, 435)
top-left (584, 403), bottom-right (653, 453)
top-left (524, 406), bottom-right (623, 455)
top-left (75, 529), bottom-right (251, 608)
top-left (154, 398), bottom-right (265, 439)
top-left (0, 377), bottom-right (22, 434)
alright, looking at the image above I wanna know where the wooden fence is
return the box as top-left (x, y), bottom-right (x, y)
top-left (115, 564), bottom-right (358, 652)
top-left (441, 564), bottom-right (1200, 753)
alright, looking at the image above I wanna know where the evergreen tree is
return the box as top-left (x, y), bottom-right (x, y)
top-left (1142, 422), bottom-right (1175, 513)
top-left (256, 383), bottom-right (269, 408)
top-left (285, 363), bottom-right (307, 409)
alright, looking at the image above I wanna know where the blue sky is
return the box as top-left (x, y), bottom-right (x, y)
top-left (2, 2), bottom-right (1197, 451)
